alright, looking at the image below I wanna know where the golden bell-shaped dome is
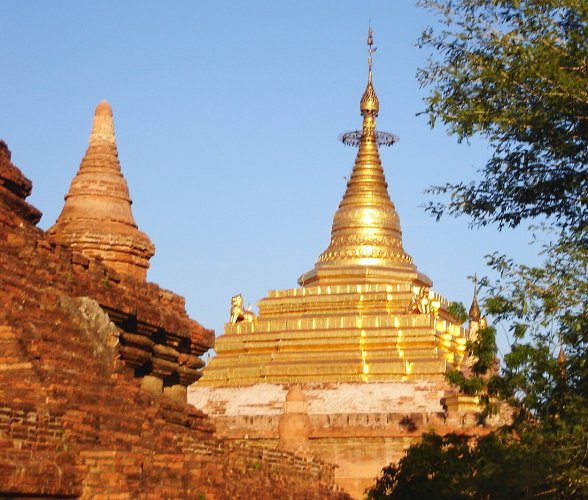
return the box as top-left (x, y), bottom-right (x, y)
top-left (299, 30), bottom-right (425, 287)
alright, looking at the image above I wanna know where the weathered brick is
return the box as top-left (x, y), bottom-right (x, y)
top-left (0, 140), bottom-right (349, 500)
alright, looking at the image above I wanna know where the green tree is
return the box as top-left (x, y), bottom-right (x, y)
top-left (369, 238), bottom-right (588, 495)
top-left (368, 423), bottom-right (588, 499)
top-left (418, 0), bottom-right (588, 232)
top-left (447, 301), bottom-right (468, 324)
top-left (367, 1), bottom-right (588, 498)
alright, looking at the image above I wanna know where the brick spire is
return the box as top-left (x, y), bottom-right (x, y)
top-left (48, 101), bottom-right (155, 281)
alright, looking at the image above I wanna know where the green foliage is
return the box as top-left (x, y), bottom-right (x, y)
top-left (447, 301), bottom-right (468, 324)
top-left (486, 232), bottom-right (588, 421)
top-left (367, 433), bottom-right (476, 500)
top-left (367, 425), bottom-right (588, 499)
top-left (445, 369), bottom-right (484, 395)
top-left (417, 0), bottom-right (588, 232)
top-left (471, 326), bottom-right (498, 375)
top-left (446, 323), bottom-right (501, 417)
top-left (367, 1), bottom-right (588, 498)
top-left (370, 221), bottom-right (588, 499)
top-left (426, 229), bottom-right (588, 497)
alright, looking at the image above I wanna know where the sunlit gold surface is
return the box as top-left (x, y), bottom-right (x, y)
top-left (199, 30), bottom-right (467, 387)
top-left (230, 293), bottom-right (256, 324)
top-left (298, 30), bottom-right (419, 288)
top-left (201, 282), bottom-right (466, 385)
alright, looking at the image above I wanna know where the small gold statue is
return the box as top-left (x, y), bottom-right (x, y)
top-left (230, 294), bottom-right (256, 324)
top-left (408, 286), bottom-right (432, 314)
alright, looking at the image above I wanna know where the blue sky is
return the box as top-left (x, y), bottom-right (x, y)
top-left (1, 1), bottom-right (537, 356)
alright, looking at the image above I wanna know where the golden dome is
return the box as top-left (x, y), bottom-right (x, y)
top-left (299, 28), bottom-right (421, 286)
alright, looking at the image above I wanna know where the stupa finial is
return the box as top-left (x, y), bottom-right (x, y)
top-left (360, 26), bottom-right (379, 116)
top-left (299, 28), bottom-right (425, 287)
top-left (469, 274), bottom-right (482, 322)
top-left (367, 26), bottom-right (375, 79)
top-left (89, 100), bottom-right (116, 146)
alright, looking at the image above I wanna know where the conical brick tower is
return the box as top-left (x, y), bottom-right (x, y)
top-left (48, 101), bottom-right (154, 281)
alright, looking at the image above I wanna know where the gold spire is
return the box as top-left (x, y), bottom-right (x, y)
top-left (300, 28), bottom-right (421, 286)
top-left (360, 27), bottom-right (379, 115)
top-left (469, 275), bottom-right (482, 322)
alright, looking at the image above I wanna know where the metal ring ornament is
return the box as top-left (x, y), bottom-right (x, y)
top-left (339, 130), bottom-right (399, 147)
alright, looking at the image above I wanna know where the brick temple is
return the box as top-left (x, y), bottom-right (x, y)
top-left (0, 102), bottom-right (349, 498)
top-left (1, 31), bottom-right (502, 500)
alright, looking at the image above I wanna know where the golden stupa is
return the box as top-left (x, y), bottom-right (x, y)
top-left (199, 29), bottom-right (467, 386)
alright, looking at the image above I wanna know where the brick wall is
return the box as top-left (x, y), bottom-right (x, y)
top-left (0, 142), bottom-right (349, 499)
